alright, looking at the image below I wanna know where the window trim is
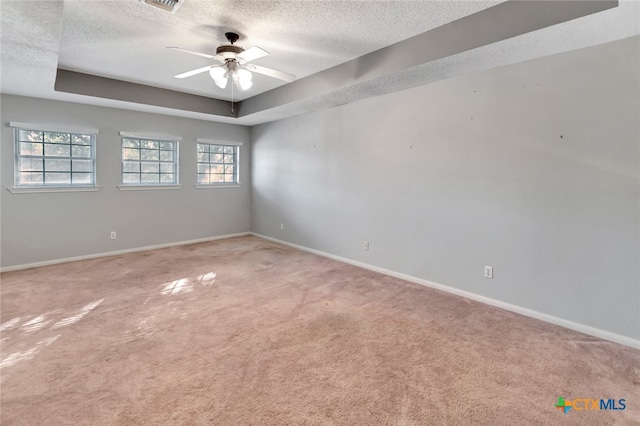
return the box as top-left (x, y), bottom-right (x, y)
top-left (194, 184), bottom-right (241, 189)
top-left (119, 131), bottom-right (181, 142)
top-left (195, 139), bottom-right (242, 186)
top-left (10, 123), bottom-right (98, 190)
top-left (119, 132), bottom-right (180, 187)
top-left (196, 138), bottom-right (242, 146)
top-left (117, 185), bottom-right (182, 191)
top-left (7, 186), bottom-right (102, 194)
top-left (10, 122), bottom-right (99, 135)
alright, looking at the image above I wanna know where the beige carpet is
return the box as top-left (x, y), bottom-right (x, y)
top-left (1, 236), bottom-right (638, 425)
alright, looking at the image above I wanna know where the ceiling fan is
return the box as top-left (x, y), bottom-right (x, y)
top-left (168, 32), bottom-right (295, 91)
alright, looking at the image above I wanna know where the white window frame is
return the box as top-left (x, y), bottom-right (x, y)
top-left (8, 122), bottom-right (99, 193)
top-left (194, 138), bottom-right (242, 188)
top-left (118, 132), bottom-right (181, 190)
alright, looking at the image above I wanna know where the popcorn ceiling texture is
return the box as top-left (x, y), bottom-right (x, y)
top-left (1, 236), bottom-right (639, 424)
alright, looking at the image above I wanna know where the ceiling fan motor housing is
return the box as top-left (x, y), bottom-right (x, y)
top-left (216, 44), bottom-right (244, 59)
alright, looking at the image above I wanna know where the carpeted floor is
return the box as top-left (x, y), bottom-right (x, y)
top-left (1, 236), bottom-right (638, 425)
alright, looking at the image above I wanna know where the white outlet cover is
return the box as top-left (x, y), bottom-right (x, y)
top-left (484, 266), bottom-right (493, 278)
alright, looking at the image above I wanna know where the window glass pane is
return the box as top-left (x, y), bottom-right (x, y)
top-left (212, 153), bottom-right (223, 163)
top-left (20, 158), bottom-right (43, 171)
top-left (141, 149), bottom-right (159, 161)
top-left (19, 130), bottom-right (43, 142)
top-left (141, 174), bottom-right (160, 183)
top-left (44, 132), bottom-right (70, 144)
top-left (45, 159), bottom-right (71, 171)
top-left (160, 142), bottom-right (173, 150)
top-left (160, 150), bottom-right (174, 161)
top-left (197, 173), bottom-right (209, 184)
top-left (197, 144), bottom-right (208, 153)
top-left (72, 134), bottom-right (92, 145)
top-left (212, 174), bottom-right (225, 183)
top-left (223, 154), bottom-right (234, 163)
top-left (72, 159), bottom-right (93, 172)
top-left (123, 161), bottom-right (140, 173)
top-left (141, 140), bottom-right (159, 149)
top-left (197, 164), bottom-right (209, 174)
top-left (44, 144), bottom-right (70, 157)
top-left (123, 148), bottom-right (140, 160)
top-left (45, 172), bottom-right (71, 184)
top-left (160, 163), bottom-right (174, 173)
top-left (72, 173), bottom-right (93, 184)
top-left (225, 165), bottom-right (235, 174)
top-left (211, 165), bottom-right (224, 174)
top-left (141, 163), bottom-right (160, 173)
top-left (21, 142), bottom-right (43, 156)
top-left (223, 146), bottom-right (234, 154)
top-left (197, 152), bottom-right (208, 162)
top-left (211, 145), bottom-right (223, 153)
top-left (123, 138), bottom-right (140, 148)
top-left (225, 174), bottom-right (235, 183)
top-left (72, 145), bottom-right (91, 158)
top-left (20, 172), bottom-right (43, 184)
top-left (160, 174), bottom-right (175, 183)
top-left (123, 173), bottom-right (140, 183)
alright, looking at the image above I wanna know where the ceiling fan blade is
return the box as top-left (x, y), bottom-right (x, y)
top-left (174, 65), bottom-right (213, 79)
top-left (246, 64), bottom-right (295, 83)
top-left (167, 46), bottom-right (219, 60)
top-left (237, 46), bottom-right (269, 63)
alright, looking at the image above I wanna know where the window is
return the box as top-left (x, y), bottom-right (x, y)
top-left (121, 137), bottom-right (178, 185)
top-left (13, 126), bottom-right (96, 187)
top-left (196, 142), bottom-right (239, 185)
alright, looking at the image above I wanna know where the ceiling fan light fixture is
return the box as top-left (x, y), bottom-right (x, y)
top-left (237, 68), bottom-right (252, 82)
top-left (236, 69), bottom-right (253, 90)
top-left (209, 67), bottom-right (228, 88)
top-left (209, 67), bottom-right (226, 80)
top-left (214, 76), bottom-right (229, 89)
top-left (238, 77), bottom-right (253, 91)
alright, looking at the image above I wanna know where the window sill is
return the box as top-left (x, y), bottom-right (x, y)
top-left (118, 185), bottom-right (182, 191)
top-left (7, 186), bottom-right (101, 194)
top-left (194, 184), bottom-right (241, 189)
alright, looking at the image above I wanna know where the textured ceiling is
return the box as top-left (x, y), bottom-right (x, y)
top-left (1, 1), bottom-right (639, 126)
top-left (58, 0), bottom-right (502, 101)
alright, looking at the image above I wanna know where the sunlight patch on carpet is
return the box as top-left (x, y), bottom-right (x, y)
top-left (21, 315), bottom-right (51, 333)
top-left (52, 299), bottom-right (105, 329)
top-left (160, 272), bottom-right (217, 295)
top-left (1, 334), bottom-right (61, 369)
top-left (0, 317), bottom-right (21, 331)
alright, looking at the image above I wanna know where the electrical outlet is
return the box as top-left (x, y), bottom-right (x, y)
top-left (364, 241), bottom-right (369, 251)
top-left (484, 266), bottom-right (493, 279)
top-left (280, 223), bottom-right (284, 231)
top-left (110, 231), bottom-right (117, 240)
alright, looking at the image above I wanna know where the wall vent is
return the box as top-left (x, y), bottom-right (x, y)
top-left (140, 0), bottom-right (183, 14)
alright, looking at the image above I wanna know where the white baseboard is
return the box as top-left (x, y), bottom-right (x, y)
top-left (251, 232), bottom-right (640, 350)
top-left (0, 232), bottom-right (250, 273)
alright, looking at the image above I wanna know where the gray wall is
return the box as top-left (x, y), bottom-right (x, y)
top-left (1, 95), bottom-right (250, 268)
top-left (251, 37), bottom-right (640, 340)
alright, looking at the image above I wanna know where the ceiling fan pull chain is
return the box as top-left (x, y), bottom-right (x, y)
top-left (231, 79), bottom-right (235, 114)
